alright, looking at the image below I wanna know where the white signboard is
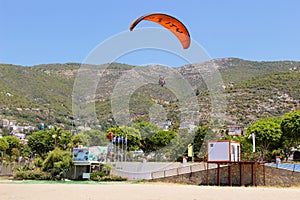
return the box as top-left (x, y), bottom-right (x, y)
top-left (82, 173), bottom-right (90, 179)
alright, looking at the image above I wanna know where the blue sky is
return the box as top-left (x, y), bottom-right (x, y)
top-left (1, 0), bottom-right (299, 66)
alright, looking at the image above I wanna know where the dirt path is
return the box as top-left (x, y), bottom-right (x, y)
top-left (1, 183), bottom-right (299, 200)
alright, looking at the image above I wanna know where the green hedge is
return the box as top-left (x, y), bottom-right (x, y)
top-left (13, 170), bottom-right (52, 180)
top-left (90, 171), bottom-right (105, 181)
top-left (98, 175), bottom-right (127, 182)
top-left (90, 171), bottom-right (127, 182)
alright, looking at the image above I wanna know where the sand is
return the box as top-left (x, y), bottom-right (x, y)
top-left (0, 182), bottom-right (299, 200)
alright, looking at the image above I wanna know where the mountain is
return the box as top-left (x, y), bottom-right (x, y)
top-left (0, 58), bottom-right (299, 130)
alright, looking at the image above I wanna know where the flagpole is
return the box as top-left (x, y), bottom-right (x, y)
top-left (110, 139), bottom-right (112, 163)
top-left (125, 135), bottom-right (127, 162)
top-left (114, 136), bottom-right (117, 162)
top-left (121, 135), bottom-right (123, 162)
top-left (117, 136), bottom-right (121, 162)
top-left (117, 136), bottom-right (119, 162)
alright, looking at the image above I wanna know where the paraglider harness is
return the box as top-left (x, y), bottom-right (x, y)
top-left (158, 76), bottom-right (166, 87)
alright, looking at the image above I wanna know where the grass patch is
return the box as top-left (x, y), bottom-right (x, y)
top-left (0, 176), bottom-right (11, 180)
top-left (0, 179), bottom-right (133, 185)
top-left (131, 179), bottom-right (148, 184)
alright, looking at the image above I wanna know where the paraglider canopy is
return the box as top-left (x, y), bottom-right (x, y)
top-left (130, 13), bottom-right (191, 49)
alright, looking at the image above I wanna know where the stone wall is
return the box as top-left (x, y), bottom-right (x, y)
top-left (0, 163), bottom-right (14, 176)
top-left (150, 163), bottom-right (300, 187)
top-left (264, 166), bottom-right (300, 186)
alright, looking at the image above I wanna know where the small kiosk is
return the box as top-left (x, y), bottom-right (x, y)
top-left (206, 140), bottom-right (264, 186)
top-left (206, 140), bottom-right (241, 186)
top-left (207, 140), bottom-right (241, 163)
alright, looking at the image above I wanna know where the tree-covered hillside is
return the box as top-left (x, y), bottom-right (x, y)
top-left (0, 58), bottom-right (299, 130)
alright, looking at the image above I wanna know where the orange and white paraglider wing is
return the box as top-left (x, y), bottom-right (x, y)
top-left (130, 13), bottom-right (191, 49)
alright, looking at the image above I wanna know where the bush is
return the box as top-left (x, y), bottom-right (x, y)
top-left (34, 157), bottom-right (44, 168)
top-left (90, 171), bottom-right (105, 181)
top-left (99, 175), bottom-right (127, 182)
top-left (13, 170), bottom-right (52, 180)
top-left (42, 148), bottom-right (73, 180)
top-left (90, 171), bottom-right (127, 182)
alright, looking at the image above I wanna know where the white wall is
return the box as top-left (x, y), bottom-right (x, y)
top-left (208, 141), bottom-right (230, 162)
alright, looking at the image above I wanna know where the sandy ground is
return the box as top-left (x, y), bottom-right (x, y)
top-left (0, 182), bottom-right (299, 200)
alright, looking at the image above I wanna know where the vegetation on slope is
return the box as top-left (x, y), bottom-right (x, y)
top-left (0, 58), bottom-right (299, 129)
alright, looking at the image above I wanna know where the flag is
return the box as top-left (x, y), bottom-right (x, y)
top-left (251, 133), bottom-right (255, 153)
top-left (248, 133), bottom-right (256, 153)
top-left (188, 144), bottom-right (193, 157)
top-left (118, 136), bottom-right (122, 144)
top-left (107, 131), bottom-right (114, 140)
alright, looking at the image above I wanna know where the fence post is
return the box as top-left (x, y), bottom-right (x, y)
top-left (293, 164), bottom-right (296, 172)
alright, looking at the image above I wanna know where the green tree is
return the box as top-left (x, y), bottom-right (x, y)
top-left (246, 118), bottom-right (282, 159)
top-left (68, 132), bottom-right (90, 148)
top-left (83, 130), bottom-right (109, 146)
top-left (28, 128), bottom-right (72, 158)
top-left (140, 130), bottom-right (177, 154)
top-left (11, 148), bottom-right (20, 161)
top-left (161, 128), bottom-right (193, 161)
top-left (106, 127), bottom-right (124, 137)
top-left (3, 136), bottom-right (21, 160)
top-left (133, 122), bottom-right (164, 153)
top-left (49, 127), bottom-right (72, 150)
top-left (221, 135), bottom-right (255, 161)
top-left (183, 125), bottom-right (221, 159)
top-left (193, 126), bottom-right (210, 158)
top-left (117, 122), bottom-right (178, 155)
top-left (106, 126), bottom-right (141, 151)
top-left (0, 137), bottom-right (9, 158)
top-left (133, 121), bottom-right (161, 139)
top-left (27, 131), bottom-right (54, 158)
top-left (42, 148), bottom-right (73, 179)
top-left (20, 144), bottom-right (32, 158)
top-left (1, 128), bottom-right (10, 136)
top-left (118, 126), bottom-right (141, 151)
top-left (281, 110), bottom-right (300, 160)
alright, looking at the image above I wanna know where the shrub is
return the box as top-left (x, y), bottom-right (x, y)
top-left (42, 148), bottom-right (73, 180)
top-left (34, 157), bottom-right (44, 168)
top-left (99, 175), bottom-right (127, 182)
top-left (13, 170), bottom-right (52, 180)
top-left (15, 165), bottom-right (34, 172)
top-left (90, 171), bottom-right (105, 181)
